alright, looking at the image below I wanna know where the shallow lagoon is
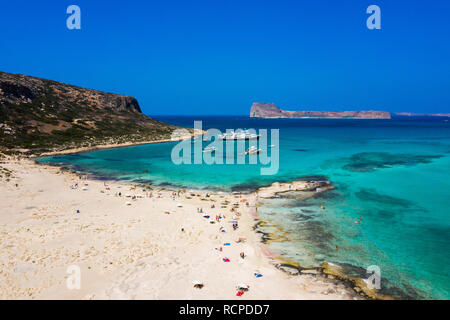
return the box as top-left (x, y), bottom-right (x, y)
top-left (39, 116), bottom-right (450, 299)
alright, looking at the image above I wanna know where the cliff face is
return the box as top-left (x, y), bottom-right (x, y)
top-left (0, 71), bottom-right (176, 154)
top-left (250, 102), bottom-right (391, 119)
top-left (0, 72), bottom-right (142, 113)
top-left (250, 103), bottom-right (283, 118)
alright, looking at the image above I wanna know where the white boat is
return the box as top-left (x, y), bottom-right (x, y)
top-left (203, 146), bottom-right (216, 153)
top-left (218, 130), bottom-right (236, 140)
top-left (245, 146), bottom-right (261, 155)
top-left (218, 129), bottom-right (260, 140)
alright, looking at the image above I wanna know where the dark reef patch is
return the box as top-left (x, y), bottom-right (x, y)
top-left (230, 179), bottom-right (275, 193)
top-left (342, 152), bottom-right (443, 172)
top-left (311, 189), bottom-right (340, 200)
top-left (294, 213), bottom-right (314, 221)
top-left (102, 158), bottom-right (124, 162)
top-left (355, 188), bottom-right (413, 207)
top-left (281, 201), bottom-right (315, 208)
top-left (294, 175), bottom-right (329, 182)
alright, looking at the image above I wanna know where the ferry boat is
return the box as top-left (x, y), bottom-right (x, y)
top-left (218, 130), bottom-right (259, 141)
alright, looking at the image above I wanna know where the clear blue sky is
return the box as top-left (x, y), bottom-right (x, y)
top-left (1, 0), bottom-right (449, 115)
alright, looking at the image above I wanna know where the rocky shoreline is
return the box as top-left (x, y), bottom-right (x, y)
top-left (251, 179), bottom-right (397, 300)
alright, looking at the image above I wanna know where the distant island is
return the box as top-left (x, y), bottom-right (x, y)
top-left (0, 71), bottom-right (178, 155)
top-left (250, 102), bottom-right (391, 119)
top-left (394, 112), bottom-right (450, 118)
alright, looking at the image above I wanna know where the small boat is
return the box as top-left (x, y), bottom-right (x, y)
top-left (245, 146), bottom-right (261, 155)
top-left (203, 146), bottom-right (216, 153)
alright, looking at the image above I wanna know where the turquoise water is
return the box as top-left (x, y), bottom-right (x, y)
top-left (38, 116), bottom-right (450, 299)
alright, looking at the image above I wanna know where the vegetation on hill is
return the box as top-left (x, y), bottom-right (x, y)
top-left (0, 71), bottom-right (178, 155)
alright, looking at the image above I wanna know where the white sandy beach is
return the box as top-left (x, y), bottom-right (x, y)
top-left (0, 156), bottom-right (359, 300)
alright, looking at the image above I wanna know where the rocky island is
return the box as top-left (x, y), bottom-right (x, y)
top-left (0, 71), bottom-right (178, 155)
top-left (250, 102), bottom-right (391, 119)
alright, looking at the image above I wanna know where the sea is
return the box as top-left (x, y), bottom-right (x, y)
top-left (37, 116), bottom-right (450, 299)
